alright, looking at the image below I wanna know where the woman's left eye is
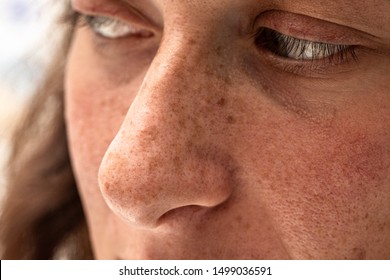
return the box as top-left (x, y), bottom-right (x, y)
top-left (84, 15), bottom-right (152, 39)
top-left (255, 28), bottom-right (357, 62)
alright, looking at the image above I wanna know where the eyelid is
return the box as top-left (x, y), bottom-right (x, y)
top-left (254, 10), bottom-right (367, 46)
top-left (256, 28), bottom-right (355, 61)
top-left (71, 0), bottom-right (158, 32)
top-left (84, 15), bottom-right (153, 39)
top-left (253, 28), bottom-right (360, 77)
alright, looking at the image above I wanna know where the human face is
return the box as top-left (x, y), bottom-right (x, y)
top-left (65, 0), bottom-right (390, 259)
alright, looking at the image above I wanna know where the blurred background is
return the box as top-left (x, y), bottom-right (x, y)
top-left (0, 0), bottom-right (61, 200)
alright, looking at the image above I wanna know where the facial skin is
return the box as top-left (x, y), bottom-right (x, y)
top-left (65, 0), bottom-right (390, 259)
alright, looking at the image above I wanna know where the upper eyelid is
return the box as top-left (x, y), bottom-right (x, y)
top-left (71, 0), bottom-right (159, 32)
top-left (254, 10), bottom-right (390, 54)
top-left (253, 10), bottom-right (368, 46)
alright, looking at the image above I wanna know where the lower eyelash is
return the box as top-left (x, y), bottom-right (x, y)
top-left (255, 28), bottom-right (358, 64)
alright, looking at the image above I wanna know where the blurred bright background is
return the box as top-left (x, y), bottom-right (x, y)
top-left (0, 0), bottom-right (62, 200)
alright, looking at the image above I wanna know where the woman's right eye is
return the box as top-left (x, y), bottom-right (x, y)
top-left (83, 15), bottom-right (153, 39)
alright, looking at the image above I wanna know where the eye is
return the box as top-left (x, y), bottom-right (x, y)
top-left (84, 15), bottom-right (153, 39)
top-left (255, 28), bottom-right (357, 62)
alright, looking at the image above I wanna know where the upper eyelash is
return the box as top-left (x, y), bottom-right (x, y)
top-left (85, 15), bottom-right (115, 28)
top-left (75, 14), bottom-right (154, 40)
top-left (254, 28), bottom-right (358, 64)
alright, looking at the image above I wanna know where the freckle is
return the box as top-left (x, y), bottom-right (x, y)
top-left (148, 157), bottom-right (159, 171)
top-left (244, 222), bottom-right (251, 230)
top-left (352, 247), bottom-right (366, 260)
top-left (178, 118), bottom-right (186, 129)
top-left (217, 98), bottom-right (226, 107)
top-left (235, 215), bottom-right (243, 223)
top-left (215, 46), bottom-right (222, 55)
top-left (364, 213), bottom-right (369, 219)
top-left (204, 69), bottom-right (213, 76)
top-left (104, 182), bottom-right (111, 191)
top-left (140, 126), bottom-right (159, 142)
top-left (227, 115), bottom-right (236, 124)
top-left (223, 76), bottom-right (232, 85)
top-left (378, 222), bottom-right (386, 232)
top-left (262, 84), bottom-right (270, 92)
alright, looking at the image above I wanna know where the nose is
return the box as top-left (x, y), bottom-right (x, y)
top-left (98, 36), bottom-right (235, 228)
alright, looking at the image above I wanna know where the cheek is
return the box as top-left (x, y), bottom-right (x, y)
top-left (245, 109), bottom-right (390, 257)
top-left (65, 67), bottom-right (122, 183)
top-left (64, 33), bottom-right (147, 200)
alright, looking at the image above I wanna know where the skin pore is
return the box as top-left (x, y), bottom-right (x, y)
top-left (65, 0), bottom-right (390, 259)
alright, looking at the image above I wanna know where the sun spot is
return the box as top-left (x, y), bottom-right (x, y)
top-left (217, 98), bottom-right (226, 107)
top-left (227, 115), bottom-right (236, 124)
top-left (244, 222), bottom-right (251, 230)
top-left (352, 247), bottom-right (366, 260)
top-left (215, 45), bottom-right (222, 55)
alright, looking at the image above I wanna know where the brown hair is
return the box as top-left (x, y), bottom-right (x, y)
top-left (0, 3), bottom-right (93, 259)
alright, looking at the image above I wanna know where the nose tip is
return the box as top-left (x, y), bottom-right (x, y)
top-left (98, 130), bottom-right (235, 229)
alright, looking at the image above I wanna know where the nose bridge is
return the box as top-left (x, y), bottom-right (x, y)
top-left (98, 30), bottom-right (234, 227)
top-left (126, 32), bottom-right (212, 157)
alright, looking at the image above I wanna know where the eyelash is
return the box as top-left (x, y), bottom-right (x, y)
top-left (255, 28), bottom-right (358, 64)
top-left (83, 15), bottom-right (152, 38)
top-left (78, 13), bottom-right (358, 67)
